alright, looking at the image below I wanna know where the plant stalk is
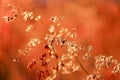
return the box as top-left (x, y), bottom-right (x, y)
top-left (75, 56), bottom-right (89, 75)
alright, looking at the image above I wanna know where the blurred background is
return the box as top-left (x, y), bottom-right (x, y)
top-left (0, 0), bottom-right (120, 80)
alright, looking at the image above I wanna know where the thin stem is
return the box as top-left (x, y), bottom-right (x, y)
top-left (75, 56), bottom-right (89, 75)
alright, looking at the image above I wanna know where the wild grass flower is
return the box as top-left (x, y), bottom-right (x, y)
top-left (2, 3), bottom-right (120, 80)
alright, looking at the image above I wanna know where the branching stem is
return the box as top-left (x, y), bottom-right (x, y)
top-left (75, 56), bottom-right (89, 75)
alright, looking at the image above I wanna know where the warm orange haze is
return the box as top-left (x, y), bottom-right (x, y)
top-left (0, 0), bottom-right (120, 80)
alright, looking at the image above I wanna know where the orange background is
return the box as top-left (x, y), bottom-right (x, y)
top-left (0, 0), bottom-right (120, 80)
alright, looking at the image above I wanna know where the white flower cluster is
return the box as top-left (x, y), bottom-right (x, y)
top-left (87, 74), bottom-right (100, 80)
top-left (94, 55), bottom-right (119, 73)
top-left (22, 11), bottom-right (41, 21)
